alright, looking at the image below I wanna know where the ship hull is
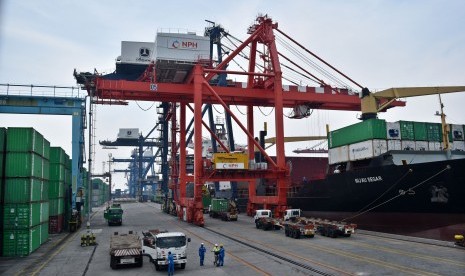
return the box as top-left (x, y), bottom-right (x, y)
top-left (287, 151), bottom-right (465, 240)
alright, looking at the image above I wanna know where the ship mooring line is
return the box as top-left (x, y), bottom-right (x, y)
top-left (343, 166), bottom-right (450, 222)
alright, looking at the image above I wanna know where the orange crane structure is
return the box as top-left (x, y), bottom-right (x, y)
top-left (77, 15), bottom-right (406, 226)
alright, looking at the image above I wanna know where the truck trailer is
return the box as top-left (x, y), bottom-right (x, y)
top-left (109, 231), bottom-right (143, 269)
top-left (209, 198), bottom-right (238, 221)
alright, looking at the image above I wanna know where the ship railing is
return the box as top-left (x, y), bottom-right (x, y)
top-left (0, 83), bottom-right (86, 98)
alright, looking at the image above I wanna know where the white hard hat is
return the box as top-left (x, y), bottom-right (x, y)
top-left (215, 243), bottom-right (218, 246)
top-left (201, 243), bottom-right (204, 245)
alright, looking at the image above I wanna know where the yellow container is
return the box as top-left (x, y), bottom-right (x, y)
top-left (212, 153), bottom-right (249, 169)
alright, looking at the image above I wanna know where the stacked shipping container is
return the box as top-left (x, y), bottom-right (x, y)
top-left (328, 120), bottom-right (465, 165)
top-left (91, 178), bottom-right (109, 207)
top-left (48, 147), bottom-right (68, 234)
top-left (2, 128), bottom-right (49, 257)
top-left (0, 128), bottom-right (6, 256)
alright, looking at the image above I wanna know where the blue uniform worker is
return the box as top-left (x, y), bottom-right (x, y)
top-left (218, 244), bottom-right (225, 266)
top-left (167, 251), bottom-right (174, 276)
top-left (198, 243), bottom-right (206, 266)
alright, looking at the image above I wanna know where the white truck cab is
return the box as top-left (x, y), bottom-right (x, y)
top-left (254, 209), bottom-right (272, 223)
top-left (142, 230), bottom-right (191, 271)
top-left (283, 209), bottom-right (301, 221)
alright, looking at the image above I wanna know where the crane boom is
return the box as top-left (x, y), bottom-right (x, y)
top-left (360, 86), bottom-right (465, 120)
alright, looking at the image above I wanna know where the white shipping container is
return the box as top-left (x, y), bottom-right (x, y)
top-left (387, 140), bottom-right (401, 151)
top-left (349, 139), bottom-right (387, 161)
top-left (328, 145), bottom-right (349, 165)
top-left (401, 140), bottom-right (415, 150)
top-left (452, 141), bottom-right (465, 151)
top-left (118, 41), bottom-right (154, 65)
top-left (428, 141), bottom-right (441, 150)
top-left (219, 181), bottom-right (231, 190)
top-left (386, 122), bottom-right (401, 140)
top-left (415, 141), bottom-right (428, 151)
top-left (154, 32), bottom-right (210, 62)
top-left (118, 128), bottom-right (139, 139)
top-left (451, 124), bottom-right (464, 141)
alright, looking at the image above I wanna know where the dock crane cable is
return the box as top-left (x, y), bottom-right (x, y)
top-left (135, 100), bottom-right (155, 111)
top-left (342, 166), bottom-right (451, 222)
top-left (222, 43), bottom-right (302, 86)
top-left (276, 28), bottom-right (364, 90)
top-left (258, 106), bottom-right (274, 116)
top-left (275, 35), bottom-right (353, 91)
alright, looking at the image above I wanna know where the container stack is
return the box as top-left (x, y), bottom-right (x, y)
top-left (328, 120), bottom-right (465, 165)
top-left (91, 178), bottom-right (109, 207)
top-left (48, 147), bottom-right (67, 234)
top-left (63, 156), bottom-right (72, 231)
top-left (0, 128), bottom-right (7, 256)
top-left (2, 128), bottom-right (49, 257)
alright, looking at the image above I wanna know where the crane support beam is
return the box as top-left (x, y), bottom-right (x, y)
top-left (94, 79), bottom-right (404, 111)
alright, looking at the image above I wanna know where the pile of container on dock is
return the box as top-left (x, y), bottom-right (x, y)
top-left (0, 128), bottom-right (71, 257)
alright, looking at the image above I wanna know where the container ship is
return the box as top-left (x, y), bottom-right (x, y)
top-left (285, 118), bottom-right (465, 240)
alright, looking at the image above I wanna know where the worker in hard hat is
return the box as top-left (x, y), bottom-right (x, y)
top-left (167, 251), bottom-right (174, 276)
top-left (198, 243), bottom-right (206, 266)
top-left (211, 243), bottom-right (220, 266)
top-left (218, 244), bottom-right (225, 266)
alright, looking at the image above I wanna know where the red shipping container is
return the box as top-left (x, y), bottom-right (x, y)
top-left (48, 214), bottom-right (64, 234)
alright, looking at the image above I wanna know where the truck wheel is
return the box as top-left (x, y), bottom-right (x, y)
top-left (285, 229), bottom-right (289, 236)
top-left (110, 256), bottom-right (116, 269)
top-left (136, 256), bottom-right (143, 267)
top-left (181, 263), bottom-right (186, 269)
top-left (255, 222), bottom-right (260, 229)
top-left (295, 231), bottom-right (301, 239)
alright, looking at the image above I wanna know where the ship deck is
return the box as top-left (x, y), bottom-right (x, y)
top-left (1, 201), bottom-right (464, 276)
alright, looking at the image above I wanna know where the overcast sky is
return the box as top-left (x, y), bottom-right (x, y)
top-left (1, 0), bottom-right (464, 191)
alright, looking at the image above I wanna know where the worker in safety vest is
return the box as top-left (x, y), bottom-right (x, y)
top-left (212, 243), bottom-right (220, 266)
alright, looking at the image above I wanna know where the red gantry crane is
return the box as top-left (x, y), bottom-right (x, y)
top-left (77, 15), bottom-right (410, 226)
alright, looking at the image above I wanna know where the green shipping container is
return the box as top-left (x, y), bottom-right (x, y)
top-left (42, 180), bottom-right (49, 201)
top-left (6, 152), bottom-right (43, 178)
top-left (40, 222), bottom-right (48, 245)
top-left (43, 139), bottom-right (50, 161)
top-left (2, 225), bottom-right (41, 257)
top-left (4, 178), bottom-right (44, 203)
top-left (3, 202), bottom-right (49, 229)
top-left (413, 122), bottom-right (427, 141)
top-left (50, 147), bottom-right (66, 165)
top-left (399, 121), bottom-right (415, 140)
top-left (43, 159), bottom-right (50, 180)
top-left (0, 127), bottom-right (6, 152)
top-left (6, 128), bottom-right (44, 156)
top-left (426, 123), bottom-right (442, 142)
top-left (49, 198), bottom-right (64, 216)
top-left (0, 151), bottom-right (4, 178)
top-left (210, 198), bottom-right (229, 212)
top-left (328, 119), bottom-right (387, 148)
top-left (49, 163), bottom-right (65, 182)
top-left (49, 181), bottom-right (65, 199)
